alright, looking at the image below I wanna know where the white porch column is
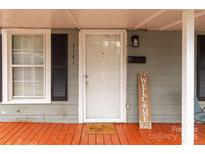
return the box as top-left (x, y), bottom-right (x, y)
top-left (182, 10), bottom-right (195, 145)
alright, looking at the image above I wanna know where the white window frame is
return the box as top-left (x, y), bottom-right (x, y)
top-left (1, 28), bottom-right (51, 104)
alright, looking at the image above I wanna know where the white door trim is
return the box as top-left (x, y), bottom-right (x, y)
top-left (78, 30), bottom-right (127, 123)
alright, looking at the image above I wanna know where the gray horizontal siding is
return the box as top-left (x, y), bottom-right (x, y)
top-left (127, 94), bottom-right (181, 105)
top-left (127, 85), bottom-right (181, 95)
top-left (0, 29), bottom-right (79, 123)
top-left (128, 104), bottom-right (181, 115)
top-left (128, 65), bottom-right (181, 75)
top-left (0, 29), bottom-right (182, 124)
top-left (127, 30), bottom-right (182, 123)
top-left (0, 104), bottom-right (78, 115)
top-left (128, 75), bottom-right (181, 85)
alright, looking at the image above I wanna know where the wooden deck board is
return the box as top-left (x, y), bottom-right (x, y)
top-left (104, 134), bottom-right (112, 145)
top-left (160, 123), bottom-right (181, 145)
top-left (38, 123), bottom-right (57, 145)
top-left (0, 122), bottom-right (26, 144)
top-left (162, 124), bottom-right (181, 145)
top-left (12, 123), bottom-right (40, 145)
top-left (121, 124), bottom-right (138, 145)
top-left (0, 123), bottom-right (19, 140)
top-left (31, 124), bottom-right (52, 145)
top-left (80, 124), bottom-right (89, 145)
top-left (127, 124), bottom-right (146, 145)
top-left (88, 134), bottom-right (96, 145)
top-left (152, 124), bottom-right (172, 145)
top-left (46, 123), bottom-right (64, 145)
top-left (110, 134), bottom-right (120, 145)
top-left (0, 122), bottom-right (203, 145)
top-left (54, 124), bottom-right (70, 145)
top-left (195, 123), bottom-right (205, 145)
top-left (96, 134), bottom-right (104, 145)
top-left (0, 123), bottom-right (14, 134)
top-left (71, 124), bottom-right (83, 145)
top-left (20, 123), bottom-right (46, 144)
top-left (4, 123), bottom-right (33, 145)
top-left (115, 124), bottom-right (129, 145)
top-left (64, 124), bottom-right (76, 144)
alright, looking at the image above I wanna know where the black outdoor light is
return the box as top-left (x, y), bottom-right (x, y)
top-left (131, 35), bottom-right (139, 47)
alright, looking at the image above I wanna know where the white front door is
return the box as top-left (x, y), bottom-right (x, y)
top-left (81, 30), bottom-right (126, 122)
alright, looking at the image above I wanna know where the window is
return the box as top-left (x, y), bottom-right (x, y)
top-left (2, 29), bottom-right (51, 104)
top-left (12, 35), bottom-right (44, 98)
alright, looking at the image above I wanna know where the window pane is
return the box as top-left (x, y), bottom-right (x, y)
top-left (12, 35), bottom-right (44, 66)
top-left (22, 52), bottom-right (33, 65)
top-left (24, 67), bottom-right (33, 81)
top-left (13, 67), bottom-right (44, 97)
top-left (23, 35), bottom-right (33, 50)
top-left (12, 35), bottom-right (22, 49)
top-left (13, 68), bottom-right (23, 81)
top-left (34, 82), bottom-right (43, 96)
top-left (12, 53), bottom-right (22, 64)
top-left (13, 82), bottom-right (24, 96)
top-left (34, 52), bottom-right (43, 64)
top-left (24, 82), bottom-right (33, 96)
top-left (34, 35), bottom-right (43, 49)
top-left (35, 67), bottom-right (43, 81)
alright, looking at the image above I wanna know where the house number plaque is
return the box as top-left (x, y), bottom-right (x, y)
top-left (138, 72), bottom-right (152, 129)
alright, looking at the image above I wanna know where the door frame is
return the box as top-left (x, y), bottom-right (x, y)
top-left (79, 30), bottom-right (127, 123)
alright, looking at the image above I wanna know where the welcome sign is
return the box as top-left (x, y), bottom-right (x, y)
top-left (138, 72), bottom-right (152, 129)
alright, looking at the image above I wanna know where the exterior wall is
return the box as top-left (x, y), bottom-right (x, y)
top-left (127, 30), bottom-right (182, 123)
top-left (0, 29), bottom-right (79, 123)
top-left (0, 29), bottom-right (182, 123)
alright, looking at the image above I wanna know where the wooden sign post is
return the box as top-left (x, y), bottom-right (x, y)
top-left (138, 72), bottom-right (152, 129)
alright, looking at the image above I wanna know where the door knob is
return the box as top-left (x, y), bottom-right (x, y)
top-left (85, 74), bottom-right (88, 85)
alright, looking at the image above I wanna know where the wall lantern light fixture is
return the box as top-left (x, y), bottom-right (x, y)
top-left (131, 35), bottom-right (139, 47)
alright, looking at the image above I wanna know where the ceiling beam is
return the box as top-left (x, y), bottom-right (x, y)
top-left (134, 9), bottom-right (166, 29)
top-left (158, 20), bottom-right (181, 30)
top-left (159, 11), bottom-right (205, 30)
top-left (65, 10), bottom-right (81, 29)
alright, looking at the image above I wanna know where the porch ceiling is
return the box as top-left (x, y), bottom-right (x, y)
top-left (0, 9), bottom-right (205, 30)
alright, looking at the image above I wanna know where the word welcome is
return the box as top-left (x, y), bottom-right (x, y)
top-left (138, 72), bottom-right (152, 129)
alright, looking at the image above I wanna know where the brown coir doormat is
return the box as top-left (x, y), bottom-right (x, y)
top-left (86, 123), bottom-right (116, 134)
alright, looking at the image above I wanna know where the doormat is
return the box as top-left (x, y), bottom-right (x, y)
top-left (86, 123), bottom-right (116, 134)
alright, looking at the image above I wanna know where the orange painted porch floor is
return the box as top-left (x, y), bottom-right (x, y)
top-left (0, 122), bottom-right (203, 145)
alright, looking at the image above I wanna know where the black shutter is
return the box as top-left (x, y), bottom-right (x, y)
top-left (197, 35), bottom-right (205, 101)
top-left (51, 34), bottom-right (68, 101)
top-left (0, 34), bottom-right (2, 101)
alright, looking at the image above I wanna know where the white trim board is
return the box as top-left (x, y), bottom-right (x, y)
top-left (182, 10), bottom-right (195, 145)
top-left (78, 30), bottom-right (127, 123)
